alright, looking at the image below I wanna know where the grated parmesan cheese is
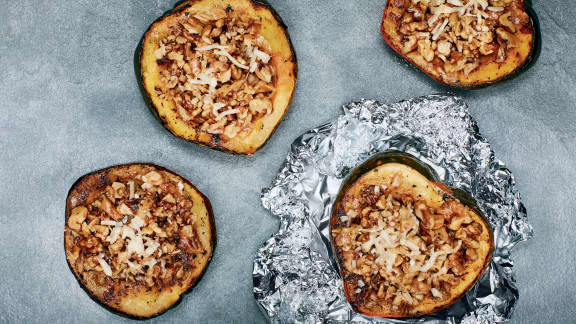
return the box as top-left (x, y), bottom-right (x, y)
top-left (128, 181), bottom-right (135, 200)
top-left (196, 44), bottom-right (230, 51)
top-left (97, 254), bottom-right (113, 277)
top-left (432, 18), bottom-right (449, 41)
top-left (214, 49), bottom-right (249, 70)
top-left (215, 108), bottom-right (241, 121)
top-left (126, 233), bottom-right (145, 257)
top-left (253, 48), bottom-right (271, 63)
top-left (212, 102), bottom-right (226, 117)
top-left (144, 241), bottom-right (160, 257)
top-left (101, 220), bottom-right (118, 226)
top-left (130, 216), bottom-right (146, 231)
top-left (106, 226), bottom-right (122, 244)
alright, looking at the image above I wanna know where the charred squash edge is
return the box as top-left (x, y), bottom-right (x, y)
top-left (64, 163), bottom-right (217, 319)
top-left (135, 0), bottom-right (298, 155)
top-left (380, 0), bottom-right (541, 90)
top-left (330, 151), bottom-right (494, 318)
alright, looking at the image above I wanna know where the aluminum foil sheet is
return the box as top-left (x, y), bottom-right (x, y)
top-left (253, 94), bottom-right (533, 324)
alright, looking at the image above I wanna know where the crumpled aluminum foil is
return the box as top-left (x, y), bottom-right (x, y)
top-left (253, 94), bottom-right (533, 324)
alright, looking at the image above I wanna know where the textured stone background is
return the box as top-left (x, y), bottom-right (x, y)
top-left (0, 0), bottom-right (574, 323)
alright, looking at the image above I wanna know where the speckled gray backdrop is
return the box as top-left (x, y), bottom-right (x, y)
top-left (0, 0), bottom-right (574, 323)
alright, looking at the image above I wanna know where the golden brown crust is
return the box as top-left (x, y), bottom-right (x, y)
top-left (64, 163), bottom-right (216, 318)
top-left (381, 0), bottom-right (536, 88)
top-left (139, 0), bottom-right (297, 154)
top-left (330, 163), bottom-right (493, 318)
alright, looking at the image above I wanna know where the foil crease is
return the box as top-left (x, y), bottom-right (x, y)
top-left (253, 95), bottom-right (533, 324)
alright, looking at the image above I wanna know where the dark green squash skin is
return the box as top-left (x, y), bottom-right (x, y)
top-left (64, 163), bottom-right (217, 319)
top-left (381, 0), bottom-right (541, 90)
top-left (330, 151), bottom-right (494, 318)
top-left (134, 0), bottom-right (298, 155)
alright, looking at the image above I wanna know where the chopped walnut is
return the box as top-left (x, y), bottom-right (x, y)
top-left (65, 168), bottom-right (203, 290)
top-left (397, 0), bottom-right (530, 76)
top-left (142, 171), bottom-right (163, 186)
top-left (68, 207), bottom-right (87, 231)
top-left (155, 9), bottom-right (276, 139)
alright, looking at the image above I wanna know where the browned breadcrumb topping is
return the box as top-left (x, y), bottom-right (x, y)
top-left (154, 8), bottom-right (276, 139)
top-left (66, 170), bottom-right (203, 289)
top-left (333, 175), bottom-right (484, 311)
top-left (399, 0), bottom-right (530, 75)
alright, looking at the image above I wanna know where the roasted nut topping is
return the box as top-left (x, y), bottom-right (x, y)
top-left (396, 0), bottom-right (531, 76)
top-left (154, 9), bottom-right (276, 139)
top-left (65, 168), bottom-right (202, 289)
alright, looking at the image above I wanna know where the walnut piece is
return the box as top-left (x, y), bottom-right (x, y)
top-left (68, 207), bottom-right (87, 231)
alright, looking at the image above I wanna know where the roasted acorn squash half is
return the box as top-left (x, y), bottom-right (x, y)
top-left (138, 0), bottom-right (297, 154)
top-left (330, 153), bottom-right (493, 318)
top-left (64, 163), bottom-right (216, 318)
top-left (381, 0), bottom-right (539, 89)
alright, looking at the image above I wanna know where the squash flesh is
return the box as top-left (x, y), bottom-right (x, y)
top-left (331, 163), bottom-right (493, 318)
top-left (139, 0), bottom-right (297, 154)
top-left (381, 0), bottom-right (536, 88)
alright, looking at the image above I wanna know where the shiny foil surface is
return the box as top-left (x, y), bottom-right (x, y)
top-left (253, 95), bottom-right (533, 323)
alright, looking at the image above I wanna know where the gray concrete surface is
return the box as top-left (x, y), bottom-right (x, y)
top-left (0, 0), bottom-right (574, 323)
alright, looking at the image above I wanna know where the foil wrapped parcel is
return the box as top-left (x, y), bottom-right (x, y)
top-left (253, 95), bottom-right (533, 324)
